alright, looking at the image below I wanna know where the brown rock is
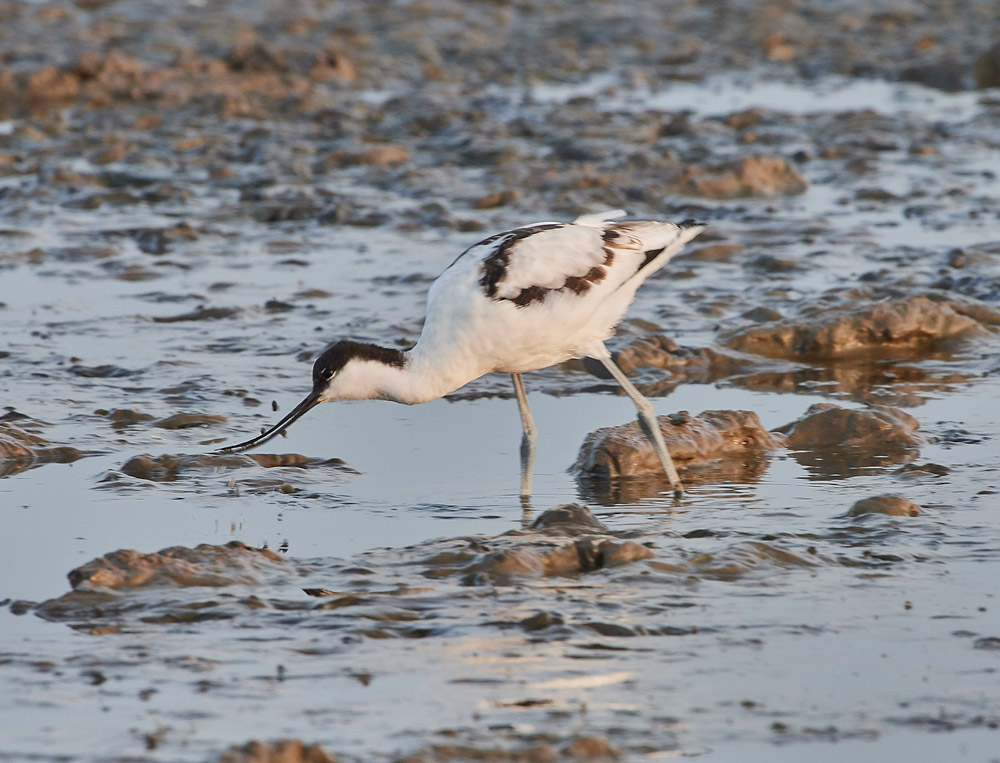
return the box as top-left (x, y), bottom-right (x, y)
top-left (519, 611), bottom-right (564, 631)
top-left (562, 736), bottom-right (621, 761)
top-left (461, 538), bottom-right (653, 583)
top-left (574, 409), bottom-right (784, 479)
top-left (403, 743), bottom-right (558, 762)
top-left (975, 42), bottom-right (1000, 88)
top-left (474, 189), bottom-right (521, 209)
top-left (218, 740), bottom-right (337, 763)
top-left (153, 412), bottom-right (228, 429)
top-left (723, 296), bottom-right (989, 361)
top-left (118, 452), bottom-right (350, 482)
top-left (611, 335), bottom-right (752, 379)
top-left (226, 42), bottom-right (288, 73)
top-left (847, 494), bottom-right (921, 517)
top-left (778, 403), bottom-right (923, 476)
top-left (357, 144), bottom-right (410, 168)
top-left (120, 453), bottom-right (233, 482)
top-left (435, 505), bottom-right (660, 584)
top-left (26, 66), bottom-right (80, 101)
top-left (681, 243), bottom-right (744, 261)
top-left (67, 541), bottom-right (284, 591)
top-left (781, 403), bottom-right (922, 450)
top-left (671, 155), bottom-right (806, 199)
top-left (762, 34), bottom-right (796, 62)
top-left (529, 503), bottom-right (609, 534)
top-left (0, 421), bottom-right (88, 477)
top-left (309, 51), bottom-right (357, 82)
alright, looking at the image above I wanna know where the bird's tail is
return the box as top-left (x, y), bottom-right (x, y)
top-left (617, 218), bottom-right (707, 282)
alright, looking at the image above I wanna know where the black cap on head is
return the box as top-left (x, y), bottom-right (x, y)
top-left (311, 340), bottom-right (407, 390)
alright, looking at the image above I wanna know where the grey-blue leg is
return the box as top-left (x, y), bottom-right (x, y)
top-left (512, 373), bottom-right (537, 499)
top-left (592, 348), bottom-right (683, 498)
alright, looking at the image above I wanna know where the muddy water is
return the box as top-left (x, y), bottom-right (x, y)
top-left (3, 1), bottom-right (1000, 761)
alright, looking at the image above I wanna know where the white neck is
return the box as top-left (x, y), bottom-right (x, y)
top-left (324, 342), bottom-right (488, 405)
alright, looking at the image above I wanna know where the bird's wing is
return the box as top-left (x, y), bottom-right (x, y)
top-left (442, 216), bottom-right (705, 310)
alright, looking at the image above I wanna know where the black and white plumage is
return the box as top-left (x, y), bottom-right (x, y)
top-left (220, 210), bottom-right (706, 497)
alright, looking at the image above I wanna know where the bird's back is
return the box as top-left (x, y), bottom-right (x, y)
top-left (414, 212), bottom-right (705, 380)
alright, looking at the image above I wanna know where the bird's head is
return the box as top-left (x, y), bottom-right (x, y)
top-left (216, 340), bottom-right (407, 453)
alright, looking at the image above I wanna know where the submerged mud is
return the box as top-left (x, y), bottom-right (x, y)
top-left (2, 0), bottom-right (1000, 761)
top-left (15, 500), bottom-right (995, 760)
top-left (0, 414), bottom-right (89, 476)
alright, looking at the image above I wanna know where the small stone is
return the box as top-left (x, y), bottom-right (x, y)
top-left (357, 144), bottom-right (410, 168)
top-left (519, 611), bottom-right (564, 631)
top-left (975, 42), bottom-right (1000, 88)
top-left (671, 155), bottom-right (806, 199)
top-left (563, 736), bottom-right (622, 760)
top-left (847, 494), bottom-right (921, 517)
top-left (218, 739), bottom-right (337, 763)
top-left (722, 296), bottom-right (990, 361)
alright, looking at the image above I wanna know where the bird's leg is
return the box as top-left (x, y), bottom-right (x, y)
top-left (593, 351), bottom-right (684, 498)
top-left (512, 373), bottom-right (537, 502)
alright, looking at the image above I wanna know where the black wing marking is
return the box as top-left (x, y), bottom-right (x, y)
top-left (479, 223), bottom-right (565, 298)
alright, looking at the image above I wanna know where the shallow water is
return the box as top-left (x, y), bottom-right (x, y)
top-left (3, 2), bottom-right (1000, 760)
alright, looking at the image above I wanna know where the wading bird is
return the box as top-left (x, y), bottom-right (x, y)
top-left (219, 210), bottom-right (705, 498)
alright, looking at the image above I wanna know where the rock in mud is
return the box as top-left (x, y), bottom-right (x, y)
top-left (153, 412), bottom-right (228, 429)
top-left (152, 306), bottom-right (241, 323)
top-left (0, 420), bottom-right (88, 477)
top-left (399, 735), bottom-right (622, 763)
top-left (421, 505), bottom-right (656, 585)
top-left (678, 541), bottom-right (816, 577)
top-left (722, 296), bottom-right (989, 361)
top-left (118, 452), bottom-right (351, 482)
top-left (562, 736), bottom-right (622, 761)
top-left (975, 42), bottom-right (1000, 89)
top-left (670, 155), bottom-right (806, 199)
top-left (119, 452), bottom-right (248, 481)
top-left (778, 403), bottom-right (923, 476)
top-left (218, 739), bottom-right (337, 763)
top-left (894, 462), bottom-right (950, 479)
top-left (574, 410), bottom-right (784, 480)
top-left (399, 742), bottom-right (559, 763)
top-left (609, 335), bottom-right (755, 380)
top-left (899, 58), bottom-right (968, 92)
top-left (519, 611), bottom-right (565, 632)
top-left (529, 503), bottom-right (609, 534)
top-left (780, 403), bottom-right (922, 450)
top-left (847, 494), bottom-right (921, 517)
top-left (96, 408), bottom-right (156, 429)
top-left (66, 541), bottom-right (284, 591)
top-left (459, 537), bottom-right (654, 584)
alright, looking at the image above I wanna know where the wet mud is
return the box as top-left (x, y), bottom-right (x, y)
top-left (15, 498), bottom-right (994, 760)
top-left (0, 413), bottom-right (90, 476)
top-left (2, 0), bottom-right (1000, 761)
